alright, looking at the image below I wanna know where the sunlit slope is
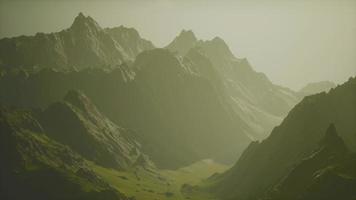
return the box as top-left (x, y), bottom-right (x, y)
top-left (167, 30), bottom-right (299, 140)
top-left (93, 159), bottom-right (228, 200)
top-left (0, 90), bottom-right (228, 200)
top-left (0, 107), bottom-right (129, 200)
top-left (0, 13), bottom-right (154, 70)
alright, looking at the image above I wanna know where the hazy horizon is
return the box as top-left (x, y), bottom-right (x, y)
top-left (1, 0), bottom-right (355, 90)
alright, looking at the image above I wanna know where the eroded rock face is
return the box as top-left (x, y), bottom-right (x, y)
top-left (167, 30), bottom-right (300, 140)
top-left (0, 49), bottom-right (253, 169)
top-left (40, 90), bottom-right (153, 170)
top-left (0, 13), bottom-right (154, 70)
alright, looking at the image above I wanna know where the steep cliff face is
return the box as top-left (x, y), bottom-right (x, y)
top-left (0, 13), bottom-right (154, 70)
top-left (210, 77), bottom-right (356, 200)
top-left (167, 31), bottom-right (299, 140)
top-left (166, 30), bottom-right (198, 55)
top-left (40, 90), bottom-right (152, 170)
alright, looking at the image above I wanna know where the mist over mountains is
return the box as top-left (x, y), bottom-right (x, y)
top-left (0, 13), bottom-right (354, 200)
top-left (0, 12), bottom-right (154, 70)
top-left (207, 77), bottom-right (356, 200)
top-left (0, 13), bottom-right (299, 167)
top-left (167, 30), bottom-right (299, 139)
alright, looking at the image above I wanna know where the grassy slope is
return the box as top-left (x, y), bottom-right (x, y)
top-left (93, 159), bottom-right (229, 200)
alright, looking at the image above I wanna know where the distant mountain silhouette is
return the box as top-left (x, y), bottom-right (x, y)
top-left (166, 29), bottom-right (198, 55)
top-left (298, 81), bottom-right (336, 96)
top-left (0, 13), bottom-right (154, 70)
top-left (209, 77), bottom-right (356, 200)
top-left (167, 30), bottom-right (299, 139)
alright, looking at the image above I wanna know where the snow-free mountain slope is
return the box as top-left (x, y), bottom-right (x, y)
top-left (0, 13), bottom-right (154, 70)
top-left (40, 90), bottom-right (153, 170)
top-left (0, 105), bottom-right (129, 200)
top-left (167, 30), bottom-right (299, 139)
top-left (210, 77), bottom-right (356, 200)
top-left (261, 124), bottom-right (356, 200)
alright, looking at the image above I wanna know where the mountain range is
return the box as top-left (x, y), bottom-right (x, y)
top-left (167, 30), bottom-right (299, 140)
top-left (0, 12), bottom-right (353, 200)
top-left (262, 124), bottom-right (356, 200)
top-left (0, 12), bottom-right (154, 70)
top-left (0, 90), bottom-right (145, 200)
top-left (0, 13), bottom-right (303, 168)
top-left (207, 76), bottom-right (356, 200)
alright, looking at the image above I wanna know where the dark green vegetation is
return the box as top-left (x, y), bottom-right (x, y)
top-left (208, 77), bottom-right (356, 200)
top-left (0, 90), bottom-right (224, 200)
top-left (0, 104), bottom-right (129, 200)
top-left (0, 12), bottom-right (354, 200)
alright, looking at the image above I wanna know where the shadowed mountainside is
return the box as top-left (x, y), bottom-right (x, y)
top-left (261, 124), bottom-right (356, 200)
top-left (39, 90), bottom-right (153, 170)
top-left (208, 76), bottom-right (356, 200)
top-left (0, 49), bottom-right (252, 169)
top-left (0, 103), bottom-right (131, 200)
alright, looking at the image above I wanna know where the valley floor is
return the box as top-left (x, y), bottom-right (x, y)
top-left (92, 159), bottom-right (229, 200)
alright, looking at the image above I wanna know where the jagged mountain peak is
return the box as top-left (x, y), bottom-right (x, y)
top-left (178, 29), bottom-right (197, 41)
top-left (76, 12), bottom-right (85, 20)
top-left (211, 36), bottom-right (225, 44)
top-left (259, 124), bottom-right (354, 200)
top-left (201, 36), bottom-right (235, 58)
top-left (0, 12), bottom-right (155, 70)
top-left (166, 29), bottom-right (198, 55)
top-left (319, 123), bottom-right (347, 151)
top-left (209, 77), bottom-right (356, 200)
top-left (70, 12), bottom-right (101, 31)
top-left (324, 123), bottom-right (338, 141)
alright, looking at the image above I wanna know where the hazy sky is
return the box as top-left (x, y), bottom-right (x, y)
top-left (1, 0), bottom-right (355, 90)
